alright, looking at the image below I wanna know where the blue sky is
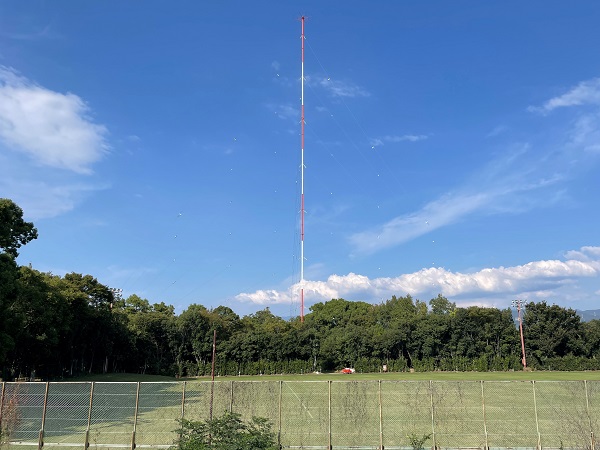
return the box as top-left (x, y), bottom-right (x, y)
top-left (1, 1), bottom-right (600, 317)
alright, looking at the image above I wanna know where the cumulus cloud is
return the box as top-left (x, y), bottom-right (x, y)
top-left (235, 246), bottom-right (600, 307)
top-left (564, 246), bottom-right (600, 262)
top-left (0, 66), bottom-right (108, 174)
top-left (528, 77), bottom-right (600, 114)
top-left (0, 67), bottom-right (110, 218)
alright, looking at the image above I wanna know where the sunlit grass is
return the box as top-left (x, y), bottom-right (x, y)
top-left (70, 370), bottom-right (600, 383)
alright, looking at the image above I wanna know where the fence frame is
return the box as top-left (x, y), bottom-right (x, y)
top-left (0, 380), bottom-right (598, 450)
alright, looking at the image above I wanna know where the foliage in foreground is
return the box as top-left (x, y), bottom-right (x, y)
top-left (175, 411), bottom-right (277, 450)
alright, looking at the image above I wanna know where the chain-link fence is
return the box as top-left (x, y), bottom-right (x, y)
top-left (1, 380), bottom-right (598, 449)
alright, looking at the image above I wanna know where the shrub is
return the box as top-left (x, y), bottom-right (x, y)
top-left (174, 411), bottom-right (277, 450)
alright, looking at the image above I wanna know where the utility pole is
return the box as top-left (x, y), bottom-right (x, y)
top-left (511, 299), bottom-right (527, 369)
top-left (209, 329), bottom-right (216, 421)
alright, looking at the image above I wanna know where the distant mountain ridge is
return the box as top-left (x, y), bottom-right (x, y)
top-left (577, 309), bottom-right (600, 322)
top-left (509, 308), bottom-right (599, 325)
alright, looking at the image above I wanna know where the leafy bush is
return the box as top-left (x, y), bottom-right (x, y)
top-left (406, 432), bottom-right (432, 450)
top-left (174, 411), bottom-right (277, 450)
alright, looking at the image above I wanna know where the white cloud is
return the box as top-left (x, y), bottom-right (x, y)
top-left (350, 137), bottom-right (573, 257)
top-left (235, 289), bottom-right (292, 305)
top-left (308, 76), bottom-right (369, 98)
top-left (568, 112), bottom-right (600, 154)
top-left (349, 191), bottom-right (490, 254)
top-left (266, 102), bottom-right (298, 121)
top-left (0, 67), bottom-right (110, 218)
top-left (0, 170), bottom-right (105, 219)
top-left (370, 134), bottom-right (428, 147)
top-left (486, 125), bottom-right (508, 138)
top-left (528, 77), bottom-right (600, 113)
top-left (565, 246), bottom-right (600, 262)
top-left (0, 66), bottom-right (108, 174)
top-left (235, 246), bottom-right (600, 308)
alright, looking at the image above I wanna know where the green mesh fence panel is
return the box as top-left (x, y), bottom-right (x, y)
top-left (432, 381), bottom-right (486, 449)
top-left (484, 381), bottom-right (539, 449)
top-left (135, 382), bottom-right (182, 447)
top-left (43, 382), bottom-right (91, 446)
top-left (330, 380), bottom-right (380, 448)
top-left (230, 381), bottom-right (279, 425)
top-left (2, 379), bottom-right (600, 449)
top-left (89, 382), bottom-right (137, 447)
top-left (211, 381), bottom-right (233, 418)
top-left (280, 381), bottom-right (329, 448)
top-left (535, 381), bottom-right (591, 450)
top-left (381, 380), bottom-right (432, 448)
top-left (587, 380), bottom-right (600, 450)
top-left (1, 382), bottom-right (46, 447)
top-left (181, 382), bottom-right (208, 421)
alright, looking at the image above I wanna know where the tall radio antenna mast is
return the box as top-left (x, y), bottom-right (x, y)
top-left (300, 16), bottom-right (306, 323)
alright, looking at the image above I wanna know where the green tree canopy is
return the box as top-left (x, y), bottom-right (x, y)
top-left (0, 198), bottom-right (38, 257)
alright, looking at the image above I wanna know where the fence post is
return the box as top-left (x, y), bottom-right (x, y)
top-left (481, 381), bottom-right (488, 450)
top-left (0, 381), bottom-right (5, 431)
top-left (328, 380), bottom-right (332, 450)
top-left (230, 381), bottom-right (234, 413)
top-left (584, 380), bottom-right (595, 450)
top-left (181, 381), bottom-right (186, 422)
top-left (177, 381), bottom-right (186, 444)
top-left (131, 382), bottom-right (140, 450)
top-left (532, 381), bottom-right (541, 450)
top-left (85, 382), bottom-right (95, 449)
top-left (38, 382), bottom-right (49, 450)
top-left (429, 380), bottom-right (436, 449)
top-left (378, 380), bottom-right (384, 450)
top-left (278, 381), bottom-right (283, 450)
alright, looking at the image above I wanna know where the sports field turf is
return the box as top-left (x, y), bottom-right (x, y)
top-left (70, 369), bottom-right (600, 382)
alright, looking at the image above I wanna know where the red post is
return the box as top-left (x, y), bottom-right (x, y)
top-left (209, 329), bottom-right (216, 421)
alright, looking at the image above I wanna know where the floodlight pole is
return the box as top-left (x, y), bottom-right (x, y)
top-left (512, 299), bottom-right (527, 369)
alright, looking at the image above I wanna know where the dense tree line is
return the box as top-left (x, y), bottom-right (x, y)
top-left (2, 198), bottom-right (600, 380)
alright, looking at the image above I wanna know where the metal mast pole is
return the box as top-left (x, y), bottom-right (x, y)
top-left (512, 299), bottom-right (527, 369)
top-left (300, 16), bottom-right (306, 323)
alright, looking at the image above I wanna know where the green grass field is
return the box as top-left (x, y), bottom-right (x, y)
top-left (69, 369), bottom-right (600, 382)
top-left (3, 374), bottom-right (600, 450)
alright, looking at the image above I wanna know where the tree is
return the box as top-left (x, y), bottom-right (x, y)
top-left (0, 253), bottom-right (20, 368)
top-left (448, 306), bottom-right (518, 370)
top-left (583, 320), bottom-right (600, 359)
top-left (524, 301), bottom-right (585, 366)
top-left (0, 199), bottom-right (38, 258)
top-left (428, 294), bottom-right (456, 315)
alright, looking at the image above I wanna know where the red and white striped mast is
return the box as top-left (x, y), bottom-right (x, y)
top-left (300, 16), bottom-right (306, 323)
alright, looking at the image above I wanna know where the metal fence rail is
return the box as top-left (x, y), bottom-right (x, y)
top-left (0, 380), bottom-right (598, 450)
